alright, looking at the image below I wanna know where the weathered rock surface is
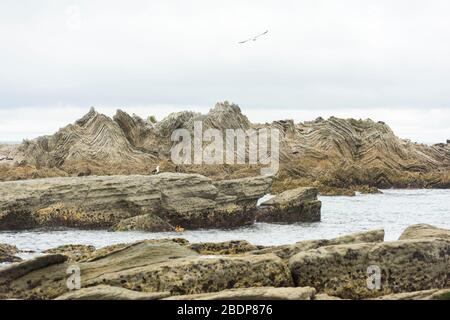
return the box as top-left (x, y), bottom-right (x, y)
top-left (257, 187), bottom-right (321, 223)
top-left (0, 254), bottom-right (68, 286)
top-left (1, 225), bottom-right (449, 300)
top-left (399, 224), bottom-right (450, 241)
top-left (164, 286), bottom-right (316, 300)
top-left (373, 288), bottom-right (450, 300)
top-left (44, 245), bottom-right (96, 262)
top-left (111, 214), bottom-right (175, 232)
top-left (0, 240), bottom-right (292, 300)
top-left (0, 244), bottom-right (21, 263)
top-left (55, 285), bottom-right (171, 300)
top-left (3, 102), bottom-right (449, 190)
top-left (0, 173), bottom-right (272, 230)
top-left (252, 229), bottom-right (385, 260)
top-left (314, 293), bottom-right (343, 300)
top-left (289, 238), bottom-right (450, 299)
top-left (188, 240), bottom-right (260, 255)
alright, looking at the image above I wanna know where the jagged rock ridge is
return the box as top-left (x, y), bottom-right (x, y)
top-left (2, 101), bottom-right (449, 189)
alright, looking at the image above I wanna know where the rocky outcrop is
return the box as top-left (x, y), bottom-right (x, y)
top-left (252, 229), bottom-right (385, 260)
top-left (2, 101), bottom-right (449, 191)
top-left (0, 173), bottom-right (272, 230)
top-left (55, 285), bottom-right (170, 300)
top-left (257, 187), bottom-right (321, 223)
top-left (0, 240), bottom-right (292, 300)
top-left (0, 254), bottom-right (68, 286)
top-left (399, 224), bottom-right (450, 241)
top-left (289, 238), bottom-right (450, 299)
top-left (0, 244), bottom-right (21, 263)
top-left (164, 286), bottom-right (316, 300)
top-left (0, 225), bottom-right (449, 300)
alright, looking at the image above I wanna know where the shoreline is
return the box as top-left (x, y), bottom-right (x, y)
top-left (1, 224), bottom-right (449, 300)
top-left (1, 189), bottom-right (449, 258)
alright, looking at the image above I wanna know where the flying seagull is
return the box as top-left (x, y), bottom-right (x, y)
top-left (238, 30), bottom-right (268, 44)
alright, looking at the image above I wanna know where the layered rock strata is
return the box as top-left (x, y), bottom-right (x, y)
top-left (0, 173), bottom-right (272, 230)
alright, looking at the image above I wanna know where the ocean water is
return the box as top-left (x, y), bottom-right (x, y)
top-left (0, 189), bottom-right (449, 259)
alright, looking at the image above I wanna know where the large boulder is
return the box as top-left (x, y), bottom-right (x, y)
top-left (257, 187), bottom-right (321, 223)
top-left (0, 173), bottom-right (272, 230)
top-left (164, 286), bottom-right (316, 300)
top-left (289, 238), bottom-right (450, 299)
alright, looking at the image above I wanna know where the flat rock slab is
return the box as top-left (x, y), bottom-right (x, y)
top-left (164, 286), bottom-right (316, 300)
top-left (252, 229), bottom-right (385, 260)
top-left (0, 173), bottom-right (272, 230)
top-left (373, 288), bottom-right (450, 300)
top-left (55, 285), bottom-right (171, 300)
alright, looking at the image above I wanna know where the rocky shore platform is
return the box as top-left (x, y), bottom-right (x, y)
top-left (0, 224), bottom-right (448, 300)
top-left (0, 173), bottom-right (320, 231)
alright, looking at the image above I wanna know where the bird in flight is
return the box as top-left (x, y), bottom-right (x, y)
top-left (238, 30), bottom-right (268, 44)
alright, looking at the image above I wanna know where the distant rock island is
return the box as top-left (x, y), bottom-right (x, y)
top-left (0, 101), bottom-right (449, 195)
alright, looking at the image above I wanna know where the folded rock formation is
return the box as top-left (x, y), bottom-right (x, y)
top-left (2, 101), bottom-right (449, 192)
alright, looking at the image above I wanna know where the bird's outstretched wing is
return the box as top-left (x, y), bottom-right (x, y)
top-left (238, 30), bottom-right (268, 44)
top-left (238, 38), bottom-right (252, 44)
top-left (253, 30), bottom-right (269, 40)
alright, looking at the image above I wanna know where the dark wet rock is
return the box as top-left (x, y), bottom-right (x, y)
top-left (0, 244), bottom-right (21, 263)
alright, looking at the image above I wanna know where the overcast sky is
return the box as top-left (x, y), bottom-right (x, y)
top-left (1, 0), bottom-right (449, 142)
